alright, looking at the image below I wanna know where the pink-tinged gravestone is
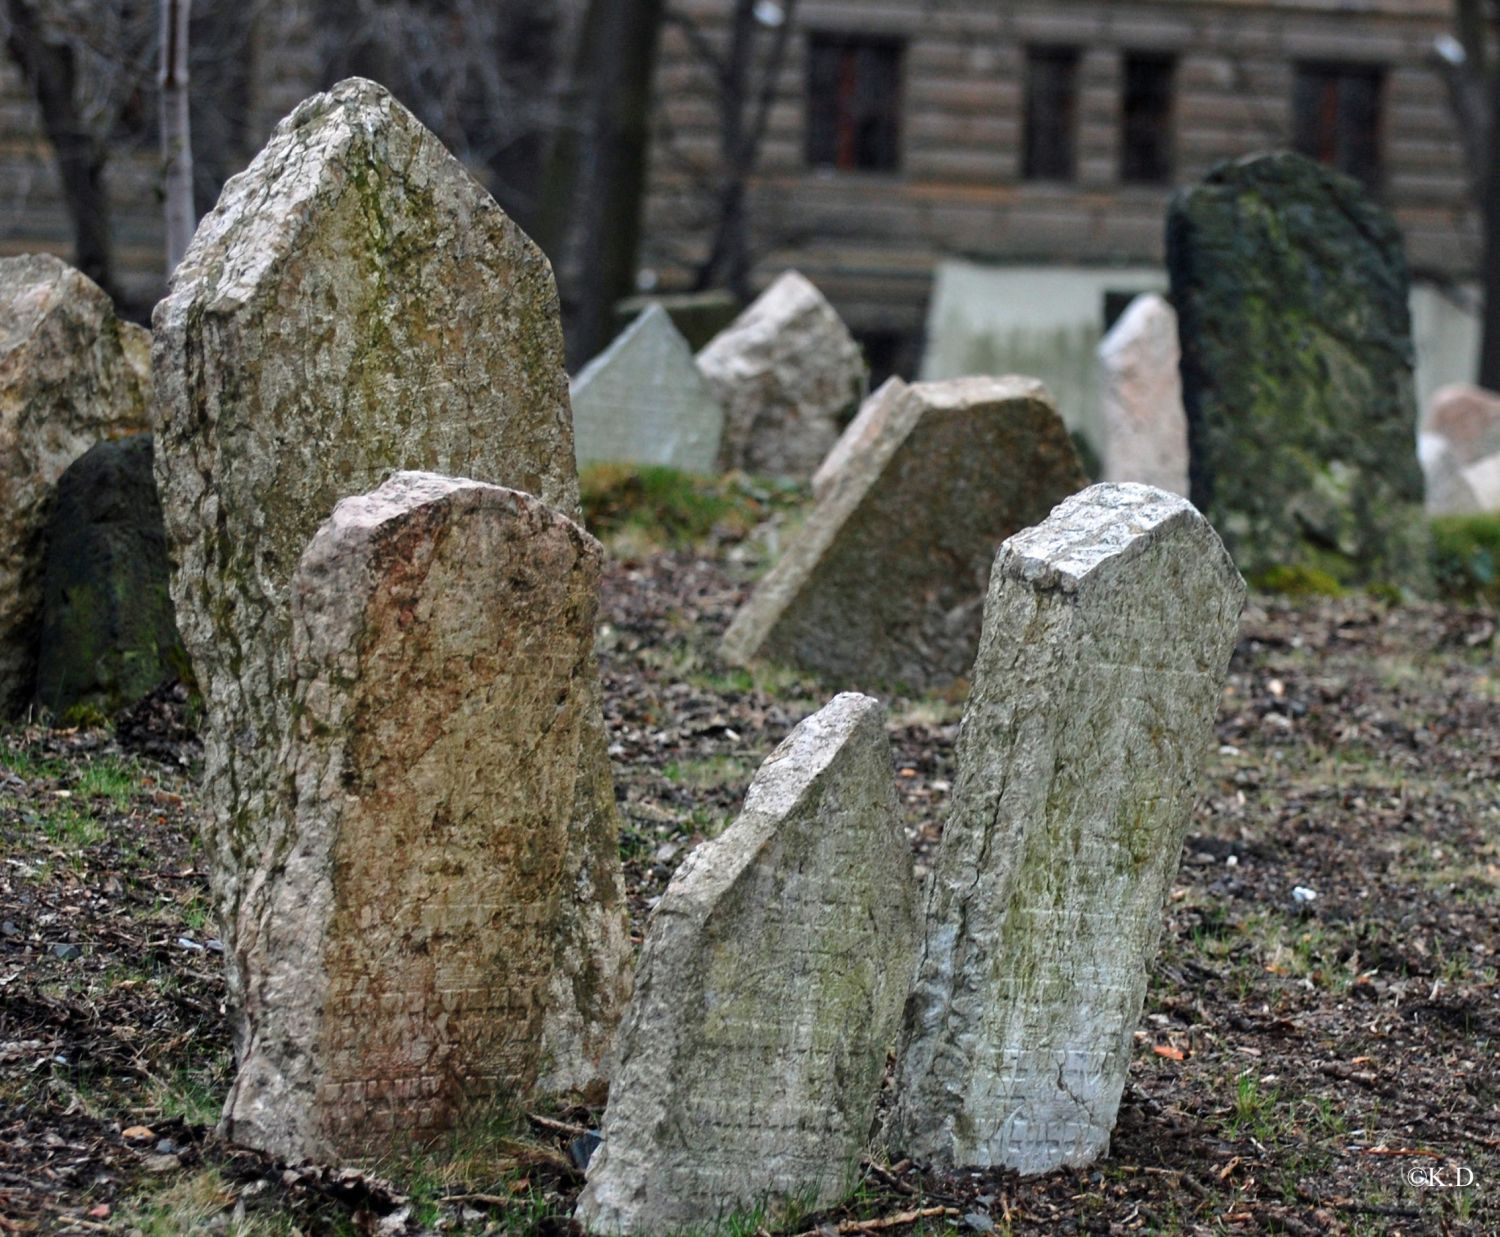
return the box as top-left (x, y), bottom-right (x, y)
top-left (1422, 385), bottom-right (1500, 514)
top-left (890, 484), bottom-right (1243, 1174)
top-left (1097, 293), bottom-right (1189, 497)
top-left (227, 472), bottom-right (606, 1161)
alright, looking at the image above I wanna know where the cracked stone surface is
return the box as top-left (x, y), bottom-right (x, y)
top-left (1096, 294), bottom-right (1188, 497)
top-left (0, 254), bottom-right (150, 716)
top-left (721, 376), bottom-right (1086, 692)
top-left (575, 693), bottom-right (918, 1234)
top-left (151, 77), bottom-right (628, 1109)
top-left (697, 270), bottom-right (866, 478)
top-left (889, 483), bottom-right (1244, 1174)
top-left (224, 472), bottom-right (604, 1162)
top-left (1167, 151), bottom-right (1427, 586)
top-left (570, 304), bottom-right (724, 473)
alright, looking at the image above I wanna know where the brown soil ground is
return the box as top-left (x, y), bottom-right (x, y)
top-left (1, 541), bottom-right (1496, 1236)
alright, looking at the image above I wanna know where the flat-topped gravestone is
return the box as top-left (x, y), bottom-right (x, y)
top-left (1167, 151), bottom-right (1427, 586)
top-left (890, 484), bottom-right (1244, 1174)
top-left (570, 304), bottom-right (724, 472)
top-left (0, 254), bottom-right (150, 716)
top-left (697, 270), bottom-right (866, 477)
top-left (152, 77), bottom-right (628, 1107)
top-left (1097, 294), bottom-right (1188, 497)
top-left (721, 377), bottom-right (1087, 692)
top-left (227, 472), bottom-right (604, 1162)
top-left (811, 376), bottom-right (908, 502)
top-left (34, 435), bottom-right (183, 718)
top-left (576, 693), bottom-right (917, 1234)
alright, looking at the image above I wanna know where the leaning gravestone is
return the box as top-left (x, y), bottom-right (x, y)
top-left (0, 254), bottom-right (150, 716)
top-left (570, 304), bottom-right (724, 472)
top-left (152, 78), bottom-right (629, 1125)
top-left (811, 376), bottom-right (908, 502)
top-left (889, 484), bottom-right (1244, 1174)
top-left (34, 435), bottom-right (183, 718)
top-left (228, 472), bottom-right (604, 1161)
top-left (1096, 293), bottom-right (1188, 497)
top-left (576, 693), bottom-right (917, 1234)
top-left (1167, 151), bottom-right (1426, 586)
top-left (697, 270), bottom-right (866, 477)
top-left (722, 377), bottom-right (1086, 692)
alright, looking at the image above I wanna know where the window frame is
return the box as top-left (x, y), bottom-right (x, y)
top-left (805, 31), bottom-right (906, 175)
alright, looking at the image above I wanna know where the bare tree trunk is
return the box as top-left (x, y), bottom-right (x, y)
top-left (159, 0), bottom-right (194, 274)
top-left (539, 0), bottom-right (667, 366)
top-left (5, 0), bottom-right (118, 299)
top-left (1478, 60), bottom-right (1500, 389)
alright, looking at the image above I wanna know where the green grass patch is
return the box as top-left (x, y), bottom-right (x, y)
top-left (1431, 513), bottom-right (1500, 605)
top-left (580, 463), bottom-right (807, 550)
top-left (75, 756), bottom-right (141, 810)
top-left (1249, 563), bottom-right (1346, 597)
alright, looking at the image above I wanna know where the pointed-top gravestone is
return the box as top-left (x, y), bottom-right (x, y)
top-left (1167, 151), bottom-right (1426, 586)
top-left (228, 472), bottom-right (607, 1162)
top-left (1096, 294), bottom-right (1188, 497)
top-left (152, 78), bottom-right (629, 1109)
top-left (890, 483), bottom-right (1244, 1175)
top-left (722, 376), bottom-right (1087, 692)
top-left (576, 693), bottom-right (918, 1234)
top-left (698, 270), bottom-right (866, 478)
top-left (570, 304), bottom-right (724, 472)
top-left (0, 254), bottom-right (150, 715)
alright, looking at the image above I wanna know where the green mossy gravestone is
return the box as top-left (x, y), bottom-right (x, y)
top-left (1166, 151), bottom-right (1427, 587)
top-left (34, 435), bottom-right (183, 718)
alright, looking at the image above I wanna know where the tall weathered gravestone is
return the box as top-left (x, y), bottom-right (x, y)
top-left (576, 693), bottom-right (918, 1234)
top-left (570, 304), bottom-right (724, 472)
top-left (34, 434), bottom-right (183, 718)
top-left (0, 254), bottom-right (150, 715)
top-left (890, 484), bottom-right (1243, 1174)
top-left (1166, 151), bottom-right (1426, 585)
top-left (722, 377), bottom-right (1086, 692)
top-left (697, 270), bottom-right (866, 478)
top-left (151, 78), bottom-right (629, 1126)
top-left (1097, 293), bottom-right (1188, 497)
top-left (229, 472), bottom-right (605, 1161)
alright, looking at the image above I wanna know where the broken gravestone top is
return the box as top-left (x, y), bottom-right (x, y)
top-left (1166, 150), bottom-right (1426, 587)
top-left (570, 304), bottom-right (724, 472)
top-left (890, 483), bottom-right (1244, 1175)
top-left (226, 471), bottom-right (605, 1162)
top-left (152, 77), bottom-right (628, 1095)
top-left (697, 270), bottom-right (866, 477)
top-left (0, 253), bottom-right (150, 716)
top-left (575, 693), bottom-right (918, 1234)
top-left (722, 376), bottom-right (1086, 692)
top-left (1096, 293), bottom-right (1188, 497)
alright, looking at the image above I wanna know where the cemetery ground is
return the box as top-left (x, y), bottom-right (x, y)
top-left (1, 473), bottom-right (1497, 1236)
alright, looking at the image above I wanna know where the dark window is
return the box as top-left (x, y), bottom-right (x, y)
top-left (806, 34), bottom-right (903, 172)
top-left (1023, 46), bottom-right (1080, 181)
top-left (1121, 53), bottom-right (1174, 184)
top-left (1293, 63), bottom-right (1383, 190)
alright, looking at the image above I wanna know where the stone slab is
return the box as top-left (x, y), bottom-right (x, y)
top-left (571, 304), bottom-right (724, 473)
top-left (1096, 293), bottom-right (1189, 497)
top-left (721, 376), bottom-right (1086, 692)
top-left (890, 483), bottom-right (1244, 1174)
top-left (576, 692), bottom-right (918, 1233)
top-left (811, 376), bottom-right (908, 502)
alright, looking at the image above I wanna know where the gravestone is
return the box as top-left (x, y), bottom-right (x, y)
top-left (34, 435), bottom-right (183, 718)
top-left (0, 254), bottom-right (150, 715)
top-left (889, 483), bottom-right (1244, 1174)
top-left (1422, 385), bottom-right (1500, 514)
top-left (576, 693), bottom-right (917, 1234)
top-left (811, 376), bottom-right (908, 502)
top-left (570, 304), bottom-right (724, 472)
top-left (721, 377), bottom-right (1087, 692)
top-left (152, 78), bottom-right (629, 1108)
top-left (1167, 151), bottom-right (1427, 586)
top-left (1096, 294), bottom-right (1189, 497)
top-left (697, 271), bottom-right (866, 477)
top-left (614, 289), bottom-right (739, 352)
top-left (227, 472), bottom-right (605, 1161)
